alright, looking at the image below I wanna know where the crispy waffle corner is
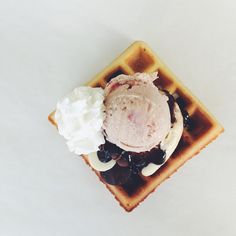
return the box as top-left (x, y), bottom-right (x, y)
top-left (48, 41), bottom-right (224, 212)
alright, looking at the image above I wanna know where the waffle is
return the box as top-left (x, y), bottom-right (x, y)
top-left (48, 41), bottom-right (224, 212)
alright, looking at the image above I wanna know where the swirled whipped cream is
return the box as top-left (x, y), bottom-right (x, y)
top-left (55, 87), bottom-right (105, 155)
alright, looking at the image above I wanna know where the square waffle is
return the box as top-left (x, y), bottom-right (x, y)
top-left (48, 41), bottom-right (224, 212)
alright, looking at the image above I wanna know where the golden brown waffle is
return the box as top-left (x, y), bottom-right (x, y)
top-left (48, 41), bottom-right (224, 212)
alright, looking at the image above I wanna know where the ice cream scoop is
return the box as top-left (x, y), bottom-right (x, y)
top-left (103, 73), bottom-right (171, 152)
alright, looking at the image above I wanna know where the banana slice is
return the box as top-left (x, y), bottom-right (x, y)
top-left (87, 152), bottom-right (116, 172)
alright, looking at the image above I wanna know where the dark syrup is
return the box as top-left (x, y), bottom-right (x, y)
top-left (181, 109), bottom-right (192, 129)
top-left (99, 140), bottom-right (166, 193)
top-left (100, 164), bottom-right (132, 186)
top-left (175, 96), bottom-right (193, 129)
top-left (121, 173), bottom-right (146, 196)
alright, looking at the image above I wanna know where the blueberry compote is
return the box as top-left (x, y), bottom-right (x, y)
top-left (99, 140), bottom-right (166, 186)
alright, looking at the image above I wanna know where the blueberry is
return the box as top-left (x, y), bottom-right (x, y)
top-left (97, 150), bottom-right (112, 163)
top-left (148, 148), bottom-right (166, 165)
top-left (132, 155), bottom-right (148, 169)
top-left (104, 141), bottom-right (123, 155)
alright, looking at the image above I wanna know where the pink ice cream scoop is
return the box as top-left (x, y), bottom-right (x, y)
top-left (103, 73), bottom-right (171, 152)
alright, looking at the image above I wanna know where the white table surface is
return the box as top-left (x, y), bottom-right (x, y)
top-left (1, 0), bottom-right (235, 235)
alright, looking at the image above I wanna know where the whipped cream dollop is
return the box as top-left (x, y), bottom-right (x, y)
top-left (55, 87), bottom-right (105, 155)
